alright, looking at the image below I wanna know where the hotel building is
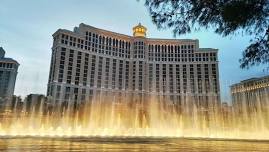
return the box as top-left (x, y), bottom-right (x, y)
top-left (231, 76), bottom-right (269, 116)
top-left (0, 47), bottom-right (19, 98)
top-left (47, 23), bottom-right (220, 107)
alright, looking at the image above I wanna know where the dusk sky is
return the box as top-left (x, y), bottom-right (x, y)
top-left (0, 0), bottom-right (267, 101)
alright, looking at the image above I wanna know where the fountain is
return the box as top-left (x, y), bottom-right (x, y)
top-left (0, 91), bottom-right (268, 140)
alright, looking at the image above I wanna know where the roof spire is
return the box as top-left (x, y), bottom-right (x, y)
top-left (133, 23), bottom-right (147, 37)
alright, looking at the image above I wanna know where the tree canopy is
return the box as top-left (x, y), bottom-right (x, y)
top-left (143, 0), bottom-right (269, 68)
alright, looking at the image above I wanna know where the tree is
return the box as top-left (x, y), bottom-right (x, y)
top-left (143, 0), bottom-right (269, 68)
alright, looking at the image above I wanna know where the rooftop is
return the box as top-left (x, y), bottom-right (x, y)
top-left (241, 75), bottom-right (269, 83)
top-left (0, 47), bottom-right (19, 65)
top-left (53, 23), bottom-right (218, 51)
top-left (0, 57), bottom-right (19, 64)
top-left (230, 75), bottom-right (269, 88)
top-left (77, 23), bottom-right (199, 42)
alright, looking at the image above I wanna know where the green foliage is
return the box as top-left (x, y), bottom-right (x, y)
top-left (143, 0), bottom-right (269, 68)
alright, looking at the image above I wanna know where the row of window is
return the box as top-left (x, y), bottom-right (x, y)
top-left (54, 47), bottom-right (218, 94)
top-left (85, 32), bottom-right (131, 58)
top-left (0, 62), bottom-right (17, 69)
top-left (52, 84), bottom-right (218, 103)
top-left (57, 33), bottom-right (217, 62)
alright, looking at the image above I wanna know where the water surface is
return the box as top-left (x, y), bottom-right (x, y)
top-left (0, 137), bottom-right (268, 152)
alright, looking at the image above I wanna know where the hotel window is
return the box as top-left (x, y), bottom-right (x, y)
top-left (74, 88), bottom-right (78, 101)
top-left (75, 52), bottom-right (82, 85)
top-left (119, 60), bottom-right (123, 89)
top-left (156, 64), bottom-right (160, 92)
top-left (112, 59), bottom-right (117, 89)
top-left (138, 61), bottom-right (143, 90)
top-left (134, 42), bottom-right (137, 58)
top-left (125, 61), bottom-right (129, 89)
top-left (169, 64), bottom-right (173, 93)
top-left (197, 64), bottom-right (202, 93)
top-left (125, 42), bottom-right (130, 58)
top-left (58, 47), bottom-right (66, 83)
top-left (167, 45), bottom-right (171, 62)
top-left (212, 64), bottom-right (218, 93)
top-left (97, 57), bottom-right (103, 88)
top-left (190, 64), bottom-right (195, 93)
top-left (67, 50), bottom-right (74, 84)
top-left (176, 65), bottom-right (180, 93)
top-left (148, 45), bottom-right (154, 61)
top-left (101, 36), bottom-right (105, 54)
top-left (81, 88), bottom-right (86, 101)
top-left (139, 41), bottom-right (145, 59)
top-left (90, 55), bottom-right (96, 87)
top-left (156, 45), bottom-right (161, 61)
top-left (149, 64), bottom-right (153, 91)
top-left (108, 38), bottom-right (112, 54)
top-left (61, 34), bottom-right (68, 45)
top-left (132, 62), bottom-right (136, 90)
top-left (56, 85), bottom-right (61, 99)
top-left (65, 87), bottom-right (70, 100)
top-left (119, 40), bottom-right (122, 57)
top-left (204, 64), bottom-right (210, 93)
top-left (183, 65), bottom-right (187, 93)
top-left (162, 45), bottom-right (167, 62)
top-left (105, 37), bottom-right (108, 53)
top-left (104, 58), bottom-right (110, 88)
top-left (128, 42), bottom-right (131, 58)
top-left (210, 53), bottom-right (217, 61)
top-left (162, 65), bottom-right (167, 92)
top-left (83, 54), bottom-right (89, 86)
top-left (98, 36), bottom-right (102, 54)
top-left (78, 39), bottom-right (84, 49)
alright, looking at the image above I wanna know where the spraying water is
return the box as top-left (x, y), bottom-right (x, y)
top-left (0, 91), bottom-right (268, 140)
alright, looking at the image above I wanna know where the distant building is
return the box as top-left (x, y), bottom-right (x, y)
top-left (230, 76), bottom-right (269, 117)
top-left (24, 94), bottom-right (50, 112)
top-left (47, 23), bottom-right (220, 107)
top-left (0, 47), bottom-right (19, 98)
top-left (10, 95), bottom-right (23, 111)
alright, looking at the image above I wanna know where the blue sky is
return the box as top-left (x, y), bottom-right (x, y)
top-left (0, 0), bottom-right (267, 101)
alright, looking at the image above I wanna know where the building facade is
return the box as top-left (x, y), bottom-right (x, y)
top-left (230, 76), bottom-right (269, 116)
top-left (47, 23), bottom-right (220, 106)
top-left (0, 47), bottom-right (19, 98)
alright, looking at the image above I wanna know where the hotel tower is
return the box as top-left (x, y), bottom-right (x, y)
top-left (47, 23), bottom-right (220, 107)
top-left (0, 47), bottom-right (19, 98)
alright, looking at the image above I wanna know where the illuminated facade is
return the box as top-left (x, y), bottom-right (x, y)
top-left (47, 23), bottom-right (220, 105)
top-left (231, 76), bottom-right (269, 116)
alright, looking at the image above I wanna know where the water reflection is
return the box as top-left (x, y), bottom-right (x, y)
top-left (0, 137), bottom-right (268, 152)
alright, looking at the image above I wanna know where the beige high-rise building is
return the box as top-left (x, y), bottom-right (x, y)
top-left (230, 76), bottom-right (269, 116)
top-left (47, 23), bottom-right (220, 106)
